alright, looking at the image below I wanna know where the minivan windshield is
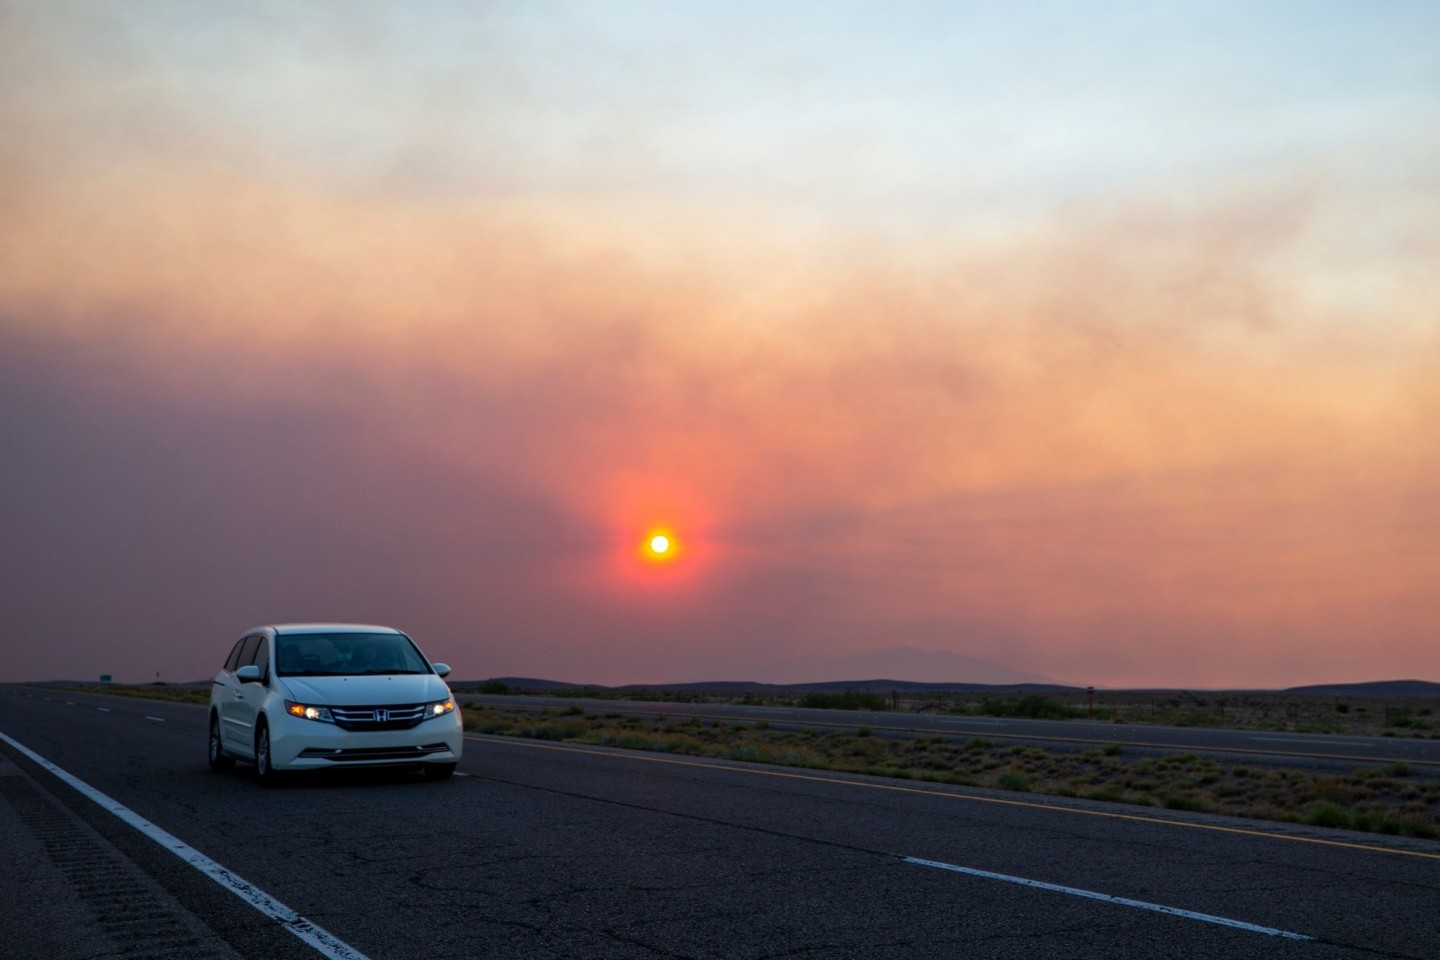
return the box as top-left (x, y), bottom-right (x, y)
top-left (274, 632), bottom-right (431, 677)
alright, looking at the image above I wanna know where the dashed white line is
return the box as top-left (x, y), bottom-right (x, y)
top-left (904, 856), bottom-right (1312, 941)
top-left (1251, 737), bottom-right (1370, 747)
top-left (97, 708), bottom-right (111, 712)
top-left (0, 730), bottom-right (372, 960)
top-left (144, 716), bottom-right (165, 722)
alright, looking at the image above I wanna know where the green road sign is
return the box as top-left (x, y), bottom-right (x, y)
top-left (100, 675), bottom-right (112, 683)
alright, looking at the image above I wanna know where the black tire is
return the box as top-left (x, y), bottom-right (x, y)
top-left (422, 762), bottom-right (456, 781)
top-left (208, 714), bottom-right (235, 772)
top-left (254, 722), bottom-right (283, 787)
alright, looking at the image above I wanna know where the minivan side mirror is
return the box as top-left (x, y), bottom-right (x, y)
top-left (431, 663), bottom-right (451, 678)
top-left (236, 665), bottom-right (262, 683)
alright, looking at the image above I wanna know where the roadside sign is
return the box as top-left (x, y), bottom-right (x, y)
top-left (100, 674), bottom-right (112, 683)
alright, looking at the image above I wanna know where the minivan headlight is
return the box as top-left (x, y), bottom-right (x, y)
top-left (423, 699), bottom-right (455, 720)
top-left (285, 701), bottom-right (334, 723)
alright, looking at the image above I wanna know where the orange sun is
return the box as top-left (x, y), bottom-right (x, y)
top-left (642, 528), bottom-right (679, 562)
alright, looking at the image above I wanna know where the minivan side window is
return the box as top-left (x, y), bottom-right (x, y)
top-left (250, 638), bottom-right (270, 681)
top-left (235, 635), bottom-right (261, 672)
top-left (223, 638), bottom-right (247, 673)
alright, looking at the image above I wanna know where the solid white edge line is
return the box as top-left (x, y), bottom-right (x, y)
top-left (0, 730), bottom-right (372, 960)
top-left (903, 856), bottom-right (1312, 941)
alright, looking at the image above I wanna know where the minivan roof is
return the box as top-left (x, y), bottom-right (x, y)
top-left (261, 623), bottom-right (405, 635)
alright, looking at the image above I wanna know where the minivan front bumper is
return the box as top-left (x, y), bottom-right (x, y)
top-left (268, 709), bottom-right (463, 769)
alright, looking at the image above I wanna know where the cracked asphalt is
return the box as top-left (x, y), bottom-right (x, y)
top-left (2, 685), bottom-right (1437, 959)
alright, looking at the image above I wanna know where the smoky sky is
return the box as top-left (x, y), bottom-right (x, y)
top-left (3, 2), bottom-right (1439, 686)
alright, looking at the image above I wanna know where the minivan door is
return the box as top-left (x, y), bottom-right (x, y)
top-left (218, 634), bottom-right (262, 754)
top-left (229, 636), bottom-right (271, 756)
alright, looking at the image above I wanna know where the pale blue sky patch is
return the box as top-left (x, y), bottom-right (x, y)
top-left (17, 0), bottom-right (1432, 224)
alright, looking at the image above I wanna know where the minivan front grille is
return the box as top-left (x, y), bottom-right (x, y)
top-left (329, 704), bottom-right (427, 731)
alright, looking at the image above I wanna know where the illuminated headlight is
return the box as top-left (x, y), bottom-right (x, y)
top-left (423, 699), bottom-right (455, 720)
top-left (285, 701), bottom-right (334, 723)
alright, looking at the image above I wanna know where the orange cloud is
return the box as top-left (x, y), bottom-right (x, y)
top-left (3, 84), bottom-right (1438, 685)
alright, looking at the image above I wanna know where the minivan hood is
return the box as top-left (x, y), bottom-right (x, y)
top-left (278, 674), bottom-right (451, 706)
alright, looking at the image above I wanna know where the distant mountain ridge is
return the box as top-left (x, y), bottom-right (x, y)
top-left (455, 677), bottom-right (1078, 695)
top-left (451, 646), bottom-right (1059, 692)
top-left (731, 646), bottom-right (1059, 686)
top-left (1282, 679), bottom-right (1440, 698)
top-left (23, 675), bottom-right (1438, 697)
top-left (452, 676), bottom-right (1440, 697)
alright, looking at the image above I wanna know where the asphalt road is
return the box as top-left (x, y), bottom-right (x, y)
top-left (462, 694), bottom-right (1440, 771)
top-left (2, 684), bottom-right (1438, 959)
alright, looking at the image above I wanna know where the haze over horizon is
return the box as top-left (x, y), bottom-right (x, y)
top-left (3, 2), bottom-right (1438, 689)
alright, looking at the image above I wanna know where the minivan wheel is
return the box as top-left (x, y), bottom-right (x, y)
top-left (423, 762), bottom-right (456, 780)
top-left (255, 722), bottom-right (282, 787)
top-left (208, 714), bottom-right (235, 772)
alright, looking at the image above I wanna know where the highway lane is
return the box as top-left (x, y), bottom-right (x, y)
top-left (1, 685), bottom-right (1438, 959)
top-left (462, 693), bottom-right (1440, 770)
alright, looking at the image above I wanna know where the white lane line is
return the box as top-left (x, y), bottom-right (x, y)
top-left (903, 856), bottom-right (1312, 941)
top-left (1251, 737), bottom-right (1370, 746)
top-left (66, 701), bottom-right (76, 706)
top-left (0, 730), bottom-right (372, 960)
top-left (144, 716), bottom-right (165, 723)
top-left (98, 708), bottom-right (111, 713)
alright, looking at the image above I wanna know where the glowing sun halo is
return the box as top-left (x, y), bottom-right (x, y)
top-left (649, 534), bottom-right (671, 555)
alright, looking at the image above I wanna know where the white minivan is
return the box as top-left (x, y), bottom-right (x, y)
top-left (208, 623), bottom-right (463, 784)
